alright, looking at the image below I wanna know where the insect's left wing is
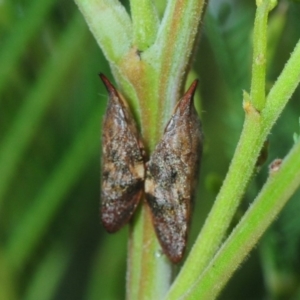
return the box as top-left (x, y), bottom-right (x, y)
top-left (100, 74), bottom-right (145, 233)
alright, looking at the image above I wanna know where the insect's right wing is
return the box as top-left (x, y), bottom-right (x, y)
top-left (145, 80), bottom-right (203, 263)
top-left (100, 74), bottom-right (145, 233)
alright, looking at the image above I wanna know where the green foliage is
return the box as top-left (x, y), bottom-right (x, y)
top-left (1, 0), bottom-right (300, 299)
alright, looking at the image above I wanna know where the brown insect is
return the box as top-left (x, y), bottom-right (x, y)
top-left (100, 74), bottom-right (145, 233)
top-left (145, 80), bottom-right (203, 263)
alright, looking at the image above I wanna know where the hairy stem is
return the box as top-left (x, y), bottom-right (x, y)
top-left (184, 139), bottom-right (300, 299)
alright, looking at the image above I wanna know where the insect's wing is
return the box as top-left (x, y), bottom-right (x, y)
top-left (100, 74), bottom-right (145, 233)
top-left (145, 80), bottom-right (203, 263)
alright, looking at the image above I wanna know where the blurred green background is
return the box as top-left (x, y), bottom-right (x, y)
top-left (0, 0), bottom-right (300, 299)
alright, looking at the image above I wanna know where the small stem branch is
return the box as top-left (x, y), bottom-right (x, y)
top-left (184, 139), bottom-right (300, 299)
top-left (250, 0), bottom-right (277, 111)
top-left (74, 0), bottom-right (132, 63)
top-left (130, 0), bottom-right (159, 51)
top-left (262, 37), bottom-right (300, 131)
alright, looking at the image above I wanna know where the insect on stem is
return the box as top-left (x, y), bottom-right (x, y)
top-left (99, 74), bottom-right (146, 233)
top-left (145, 79), bottom-right (203, 263)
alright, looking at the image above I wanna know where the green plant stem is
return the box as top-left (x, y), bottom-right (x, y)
top-left (125, 1), bottom-right (207, 299)
top-left (262, 38), bottom-right (300, 131)
top-left (0, 13), bottom-right (88, 209)
top-left (130, 0), bottom-right (159, 50)
top-left (166, 36), bottom-right (300, 300)
top-left (75, 0), bottom-right (206, 298)
top-left (250, 0), bottom-right (276, 111)
top-left (183, 139), bottom-right (300, 299)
